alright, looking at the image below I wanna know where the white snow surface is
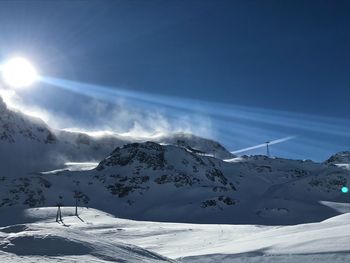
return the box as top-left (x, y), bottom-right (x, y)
top-left (0, 207), bottom-right (349, 263)
top-left (41, 162), bottom-right (99, 174)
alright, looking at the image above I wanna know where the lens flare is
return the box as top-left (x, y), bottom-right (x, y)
top-left (1, 57), bottom-right (38, 88)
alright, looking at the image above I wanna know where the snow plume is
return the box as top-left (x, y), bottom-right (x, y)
top-left (0, 86), bottom-right (18, 110)
top-left (0, 85), bottom-right (213, 140)
top-left (0, 86), bottom-right (71, 127)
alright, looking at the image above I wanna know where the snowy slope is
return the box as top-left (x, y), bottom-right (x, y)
top-left (0, 207), bottom-right (174, 263)
top-left (0, 97), bottom-right (58, 175)
top-left (0, 207), bottom-right (349, 263)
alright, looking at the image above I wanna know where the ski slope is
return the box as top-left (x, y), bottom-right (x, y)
top-left (0, 207), bottom-right (349, 262)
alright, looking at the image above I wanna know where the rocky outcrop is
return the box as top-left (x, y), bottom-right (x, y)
top-left (325, 150), bottom-right (350, 165)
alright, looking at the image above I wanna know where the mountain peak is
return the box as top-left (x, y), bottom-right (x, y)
top-left (156, 132), bottom-right (235, 159)
top-left (325, 150), bottom-right (350, 165)
top-left (97, 141), bottom-right (167, 171)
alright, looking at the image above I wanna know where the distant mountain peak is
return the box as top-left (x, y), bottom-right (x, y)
top-left (97, 141), bottom-right (167, 170)
top-left (156, 132), bottom-right (235, 159)
top-left (325, 150), bottom-right (350, 165)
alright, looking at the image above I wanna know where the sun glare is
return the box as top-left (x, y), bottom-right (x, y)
top-left (1, 57), bottom-right (38, 88)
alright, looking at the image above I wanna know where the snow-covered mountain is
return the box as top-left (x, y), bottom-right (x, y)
top-left (1, 96), bottom-right (349, 262)
top-left (326, 150), bottom-right (350, 164)
top-left (1, 96), bottom-right (349, 225)
top-left (0, 96), bottom-right (231, 176)
top-left (153, 132), bottom-right (235, 159)
top-left (0, 139), bottom-right (348, 224)
top-left (324, 150), bottom-right (350, 172)
top-left (0, 96), bottom-right (124, 175)
top-left (0, 96), bottom-right (56, 144)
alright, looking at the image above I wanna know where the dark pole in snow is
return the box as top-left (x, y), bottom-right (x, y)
top-left (59, 204), bottom-right (63, 222)
top-left (74, 191), bottom-right (81, 216)
top-left (56, 204), bottom-right (59, 222)
top-left (75, 197), bottom-right (78, 216)
top-left (56, 203), bottom-right (63, 222)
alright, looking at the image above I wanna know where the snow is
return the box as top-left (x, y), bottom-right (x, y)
top-left (325, 150), bottom-right (350, 165)
top-left (1, 141), bottom-right (349, 225)
top-left (1, 96), bottom-right (234, 178)
top-left (0, 207), bottom-right (349, 262)
top-left (319, 201), bottom-right (350, 213)
top-left (41, 162), bottom-right (98, 174)
top-left (153, 132), bottom-right (235, 159)
top-left (1, 96), bottom-right (350, 262)
top-left (335, 163), bottom-right (350, 170)
top-left (0, 207), bottom-right (174, 262)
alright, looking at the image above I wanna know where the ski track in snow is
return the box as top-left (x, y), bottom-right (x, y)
top-left (0, 207), bottom-right (349, 263)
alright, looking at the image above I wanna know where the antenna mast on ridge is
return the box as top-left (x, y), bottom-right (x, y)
top-left (266, 141), bottom-right (270, 157)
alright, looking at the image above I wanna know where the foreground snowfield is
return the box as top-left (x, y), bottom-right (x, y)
top-left (0, 207), bottom-right (349, 262)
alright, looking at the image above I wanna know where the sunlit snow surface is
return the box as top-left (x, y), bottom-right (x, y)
top-left (41, 162), bottom-right (99, 174)
top-left (0, 207), bottom-right (349, 263)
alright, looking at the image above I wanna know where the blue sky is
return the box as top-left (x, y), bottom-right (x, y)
top-left (0, 0), bottom-right (349, 161)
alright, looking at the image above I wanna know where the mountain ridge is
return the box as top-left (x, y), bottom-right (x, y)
top-left (0, 139), bottom-right (348, 225)
top-left (0, 96), bottom-right (233, 176)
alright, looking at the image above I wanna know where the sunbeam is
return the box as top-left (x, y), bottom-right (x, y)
top-left (40, 76), bottom-right (350, 138)
top-left (35, 76), bottom-right (350, 161)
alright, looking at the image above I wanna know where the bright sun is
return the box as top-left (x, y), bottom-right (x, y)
top-left (1, 57), bottom-right (38, 88)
